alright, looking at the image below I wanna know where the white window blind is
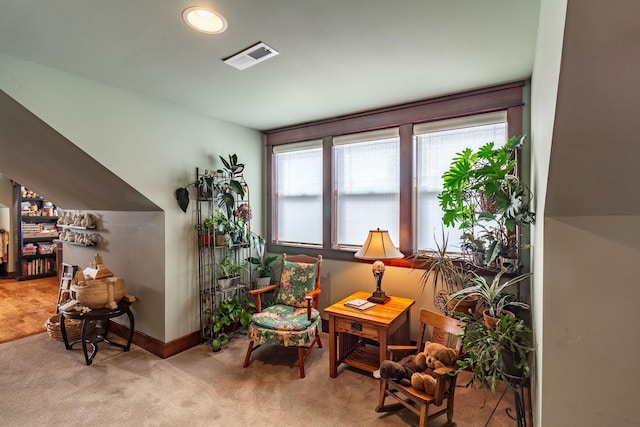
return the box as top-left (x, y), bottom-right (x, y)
top-left (273, 140), bottom-right (323, 245)
top-left (333, 128), bottom-right (400, 248)
top-left (414, 112), bottom-right (507, 251)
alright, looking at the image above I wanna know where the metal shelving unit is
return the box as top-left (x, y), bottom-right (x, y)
top-left (195, 167), bottom-right (251, 342)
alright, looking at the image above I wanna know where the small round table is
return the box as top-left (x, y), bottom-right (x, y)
top-left (60, 299), bottom-right (135, 366)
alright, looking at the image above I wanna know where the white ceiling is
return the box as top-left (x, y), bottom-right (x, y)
top-left (0, 0), bottom-right (540, 131)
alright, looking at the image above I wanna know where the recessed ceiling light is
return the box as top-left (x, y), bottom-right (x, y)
top-left (182, 7), bottom-right (227, 34)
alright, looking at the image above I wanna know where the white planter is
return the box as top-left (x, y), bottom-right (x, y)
top-left (255, 276), bottom-right (272, 288)
top-left (217, 276), bottom-right (240, 290)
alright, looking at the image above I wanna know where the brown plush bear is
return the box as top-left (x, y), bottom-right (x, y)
top-left (410, 341), bottom-right (458, 394)
top-left (373, 349), bottom-right (428, 385)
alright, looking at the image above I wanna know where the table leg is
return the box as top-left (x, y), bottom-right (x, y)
top-left (329, 316), bottom-right (337, 378)
top-left (124, 308), bottom-right (134, 351)
top-left (81, 318), bottom-right (98, 366)
top-left (60, 313), bottom-right (72, 350)
top-left (378, 329), bottom-right (388, 368)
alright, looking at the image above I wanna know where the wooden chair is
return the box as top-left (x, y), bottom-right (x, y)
top-left (243, 254), bottom-right (322, 378)
top-left (56, 263), bottom-right (77, 313)
top-left (376, 308), bottom-right (463, 426)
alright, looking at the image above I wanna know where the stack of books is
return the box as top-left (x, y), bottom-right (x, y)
top-left (344, 298), bottom-right (376, 311)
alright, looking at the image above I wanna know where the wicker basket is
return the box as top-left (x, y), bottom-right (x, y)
top-left (45, 313), bottom-right (82, 342)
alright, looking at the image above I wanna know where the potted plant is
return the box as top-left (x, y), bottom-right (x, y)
top-left (247, 234), bottom-right (278, 287)
top-left (210, 295), bottom-right (255, 352)
top-left (174, 154), bottom-right (246, 215)
top-left (216, 253), bottom-right (248, 290)
top-left (195, 216), bottom-right (217, 247)
top-left (447, 269), bottom-right (531, 327)
top-left (412, 229), bottom-right (477, 315)
top-left (455, 312), bottom-right (534, 393)
top-left (438, 135), bottom-right (535, 269)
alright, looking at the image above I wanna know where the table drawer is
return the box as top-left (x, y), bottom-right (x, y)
top-left (335, 317), bottom-right (378, 340)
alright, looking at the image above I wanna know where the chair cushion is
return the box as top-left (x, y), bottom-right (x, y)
top-left (274, 260), bottom-right (318, 307)
top-left (248, 314), bottom-right (322, 347)
top-left (251, 304), bottom-right (320, 331)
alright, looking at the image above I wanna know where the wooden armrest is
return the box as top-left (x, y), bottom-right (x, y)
top-left (248, 284), bottom-right (279, 313)
top-left (387, 345), bottom-right (418, 360)
top-left (433, 366), bottom-right (456, 376)
top-left (305, 288), bottom-right (321, 297)
top-left (387, 345), bottom-right (418, 353)
top-left (249, 284), bottom-right (279, 295)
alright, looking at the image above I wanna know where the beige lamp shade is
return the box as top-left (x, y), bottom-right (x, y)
top-left (354, 228), bottom-right (403, 260)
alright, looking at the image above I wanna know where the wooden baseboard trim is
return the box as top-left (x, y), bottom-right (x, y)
top-left (109, 321), bottom-right (202, 359)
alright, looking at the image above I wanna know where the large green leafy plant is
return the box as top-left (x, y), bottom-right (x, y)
top-left (456, 313), bottom-right (534, 393)
top-left (438, 135), bottom-right (535, 266)
top-left (210, 296), bottom-right (255, 352)
top-left (174, 154), bottom-right (246, 216)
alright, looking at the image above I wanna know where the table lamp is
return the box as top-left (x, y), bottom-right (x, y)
top-left (354, 228), bottom-right (404, 304)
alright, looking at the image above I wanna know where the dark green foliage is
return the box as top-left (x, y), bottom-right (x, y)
top-left (211, 296), bottom-right (255, 352)
top-left (456, 313), bottom-right (533, 394)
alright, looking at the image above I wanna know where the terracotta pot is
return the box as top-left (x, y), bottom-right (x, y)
top-left (482, 309), bottom-right (515, 328)
top-left (201, 234), bottom-right (215, 247)
top-left (215, 233), bottom-right (227, 247)
top-left (448, 294), bottom-right (479, 316)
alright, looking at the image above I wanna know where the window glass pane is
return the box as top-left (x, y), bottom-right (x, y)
top-left (415, 122), bottom-right (506, 251)
top-left (274, 147), bottom-right (322, 245)
top-left (334, 136), bottom-right (400, 247)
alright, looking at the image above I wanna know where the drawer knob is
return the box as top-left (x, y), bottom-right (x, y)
top-left (351, 322), bottom-right (362, 331)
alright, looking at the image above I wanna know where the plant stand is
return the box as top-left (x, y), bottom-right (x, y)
top-left (504, 373), bottom-right (529, 427)
top-left (195, 167), bottom-right (251, 343)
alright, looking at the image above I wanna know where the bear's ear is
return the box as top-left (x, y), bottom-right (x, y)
top-left (440, 348), bottom-right (457, 366)
top-left (422, 341), bottom-right (432, 352)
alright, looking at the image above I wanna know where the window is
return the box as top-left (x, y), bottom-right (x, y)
top-left (266, 82), bottom-right (524, 262)
top-left (333, 129), bottom-right (400, 247)
top-left (414, 112), bottom-right (507, 251)
top-left (273, 140), bottom-right (323, 246)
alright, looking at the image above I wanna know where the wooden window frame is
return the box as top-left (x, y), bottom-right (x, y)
top-left (265, 81), bottom-right (524, 265)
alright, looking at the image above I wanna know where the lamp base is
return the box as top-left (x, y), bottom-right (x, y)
top-left (368, 290), bottom-right (391, 304)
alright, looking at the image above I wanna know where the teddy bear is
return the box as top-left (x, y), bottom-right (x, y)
top-left (373, 350), bottom-right (427, 385)
top-left (373, 340), bottom-right (455, 385)
top-left (410, 341), bottom-right (458, 394)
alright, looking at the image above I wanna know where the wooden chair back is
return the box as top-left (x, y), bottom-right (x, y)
top-left (415, 309), bottom-right (463, 354)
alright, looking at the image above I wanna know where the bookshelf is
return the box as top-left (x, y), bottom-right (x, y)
top-left (13, 184), bottom-right (59, 280)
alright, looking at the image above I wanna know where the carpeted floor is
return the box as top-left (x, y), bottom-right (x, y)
top-left (0, 330), bottom-right (521, 426)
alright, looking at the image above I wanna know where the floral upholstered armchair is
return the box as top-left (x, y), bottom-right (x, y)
top-left (243, 253), bottom-right (322, 378)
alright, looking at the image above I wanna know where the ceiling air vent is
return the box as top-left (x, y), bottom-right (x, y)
top-left (223, 42), bottom-right (279, 70)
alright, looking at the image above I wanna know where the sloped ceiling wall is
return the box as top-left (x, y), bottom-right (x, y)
top-left (545, 0), bottom-right (640, 216)
top-left (0, 90), bottom-right (159, 211)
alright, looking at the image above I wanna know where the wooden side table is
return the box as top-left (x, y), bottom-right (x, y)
top-left (60, 299), bottom-right (135, 366)
top-left (325, 291), bottom-right (415, 378)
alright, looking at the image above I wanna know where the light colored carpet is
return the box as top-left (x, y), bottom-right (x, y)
top-left (0, 331), bottom-right (518, 426)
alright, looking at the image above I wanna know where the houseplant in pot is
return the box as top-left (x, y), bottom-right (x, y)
top-left (216, 253), bottom-right (248, 290)
top-left (438, 135), bottom-right (535, 270)
top-left (455, 312), bottom-right (534, 393)
top-left (247, 234), bottom-right (278, 288)
top-left (447, 269), bottom-right (531, 327)
top-left (210, 295), bottom-right (255, 352)
top-left (412, 230), bottom-right (477, 315)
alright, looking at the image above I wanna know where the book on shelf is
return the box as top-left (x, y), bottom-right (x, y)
top-left (344, 298), bottom-right (376, 311)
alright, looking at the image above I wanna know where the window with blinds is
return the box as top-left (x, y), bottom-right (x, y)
top-left (414, 112), bottom-right (507, 251)
top-left (333, 128), bottom-right (400, 248)
top-left (273, 140), bottom-right (323, 246)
